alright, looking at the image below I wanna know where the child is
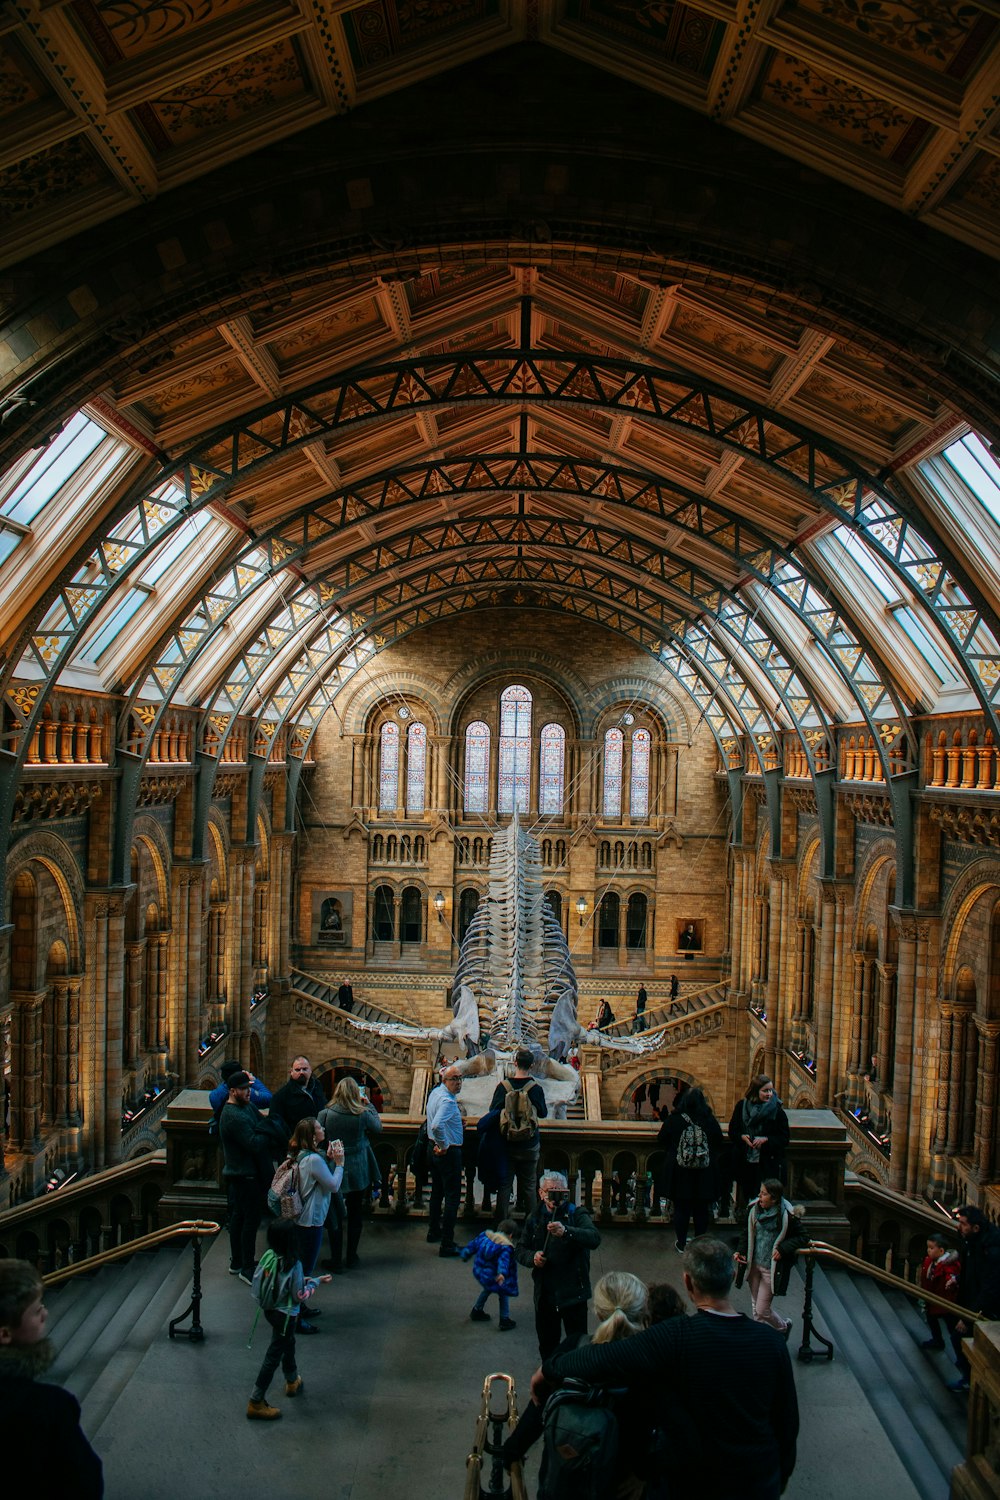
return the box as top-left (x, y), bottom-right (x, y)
top-left (919, 1232), bottom-right (960, 1351)
top-left (460, 1218), bottom-right (519, 1330)
top-left (0, 1258), bottom-right (103, 1495)
top-left (247, 1218), bottom-right (331, 1420)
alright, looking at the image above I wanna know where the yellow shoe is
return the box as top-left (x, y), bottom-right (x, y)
top-left (246, 1398), bottom-right (281, 1420)
top-left (285, 1377), bottom-right (303, 1397)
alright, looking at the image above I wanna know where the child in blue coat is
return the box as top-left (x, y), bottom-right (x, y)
top-left (460, 1219), bottom-right (519, 1330)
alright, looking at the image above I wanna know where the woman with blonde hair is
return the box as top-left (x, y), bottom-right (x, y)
top-left (501, 1269), bottom-right (651, 1496)
top-left (318, 1075), bottom-right (382, 1270)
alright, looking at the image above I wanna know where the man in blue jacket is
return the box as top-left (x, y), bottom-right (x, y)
top-left (209, 1059), bottom-right (272, 1122)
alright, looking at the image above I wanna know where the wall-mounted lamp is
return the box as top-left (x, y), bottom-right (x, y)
top-left (433, 890), bottom-right (446, 923)
top-left (575, 895), bottom-right (588, 927)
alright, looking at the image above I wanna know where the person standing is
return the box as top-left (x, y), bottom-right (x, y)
top-left (728, 1075), bottom-right (790, 1207)
top-left (219, 1069), bottom-right (275, 1282)
top-left (539, 1237), bottom-right (799, 1500)
top-left (426, 1066), bottom-right (465, 1257)
top-left (594, 998), bottom-right (615, 1030)
top-left (269, 1055), bottom-right (327, 1134)
top-left (288, 1117), bottom-right (344, 1277)
top-left (337, 980), bottom-right (354, 1013)
top-left (209, 1059), bottom-right (272, 1123)
top-left (669, 974), bottom-right (680, 1004)
top-left (246, 1218), bottom-right (331, 1420)
top-left (657, 1086), bottom-right (724, 1251)
top-left (516, 1171), bottom-right (601, 1358)
top-left (736, 1179), bottom-right (807, 1340)
top-left (948, 1205), bottom-right (1000, 1391)
top-left (318, 1076), bottom-right (382, 1269)
top-left (490, 1047), bottom-right (547, 1219)
top-left (918, 1232), bottom-right (960, 1352)
top-left (634, 985), bottom-right (648, 1034)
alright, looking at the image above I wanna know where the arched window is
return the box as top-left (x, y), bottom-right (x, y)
top-left (598, 891), bottom-right (619, 948)
top-left (545, 890), bottom-right (562, 926)
top-left (371, 886), bottom-right (394, 942)
top-left (458, 888), bottom-right (480, 943)
top-left (626, 892), bottom-right (648, 949)
top-left (539, 722), bottom-right (565, 816)
top-left (630, 728), bottom-right (651, 817)
top-left (379, 722), bottom-right (399, 812)
top-left (406, 721), bottom-right (427, 814)
top-left (464, 721), bottom-right (490, 814)
top-left (400, 886), bottom-right (422, 944)
top-left (499, 684), bottom-right (532, 815)
top-left (603, 728), bottom-right (624, 818)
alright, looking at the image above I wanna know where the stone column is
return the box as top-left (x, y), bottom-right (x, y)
top-left (125, 941), bottom-right (144, 1068)
top-left (848, 954), bottom-right (865, 1080)
top-left (65, 978), bottom-right (81, 1127)
top-left (876, 963), bottom-right (897, 1089)
top-left (83, 890), bottom-right (128, 1170)
top-left (813, 888), bottom-right (836, 1104)
top-left (889, 912), bottom-right (935, 1196)
top-left (962, 1008), bottom-right (979, 1157)
top-left (974, 1020), bottom-right (1000, 1183)
top-left (729, 850), bottom-right (745, 992)
top-left (946, 1005), bottom-right (971, 1155)
top-left (8, 990), bottom-right (44, 1149)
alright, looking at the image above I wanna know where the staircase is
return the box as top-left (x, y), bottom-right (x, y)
top-left (811, 1264), bottom-right (966, 1500)
top-left (46, 1243), bottom-right (194, 1437)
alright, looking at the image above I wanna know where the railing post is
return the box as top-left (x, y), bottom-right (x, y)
top-left (168, 1230), bottom-right (208, 1342)
top-left (797, 1254), bottom-right (835, 1364)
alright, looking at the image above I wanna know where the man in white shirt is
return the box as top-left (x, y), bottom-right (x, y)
top-left (426, 1066), bottom-right (464, 1257)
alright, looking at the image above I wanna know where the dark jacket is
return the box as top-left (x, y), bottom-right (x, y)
top-left (958, 1224), bottom-right (1000, 1319)
top-left (516, 1201), bottom-right (600, 1311)
top-left (476, 1109), bottom-right (508, 1191)
top-left (543, 1309), bottom-right (798, 1497)
top-left (0, 1349), bottom-right (103, 1498)
top-left (657, 1105), bottom-right (724, 1204)
top-left (461, 1229), bottom-right (519, 1296)
top-left (269, 1075), bottom-right (327, 1133)
top-left (317, 1103), bottom-right (382, 1194)
top-left (728, 1098), bottom-right (790, 1184)
top-left (737, 1199), bottom-right (809, 1296)
top-left (489, 1075), bottom-right (548, 1150)
top-left (218, 1099), bottom-right (277, 1182)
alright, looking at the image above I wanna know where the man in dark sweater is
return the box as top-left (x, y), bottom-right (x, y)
top-left (949, 1204), bottom-right (1000, 1391)
top-left (490, 1046), bottom-right (547, 1218)
top-left (219, 1070), bottom-right (277, 1281)
top-left (269, 1054), bottom-right (327, 1133)
top-left (538, 1236), bottom-right (798, 1500)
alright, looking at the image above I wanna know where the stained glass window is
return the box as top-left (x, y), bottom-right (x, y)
top-left (499, 684), bottom-right (532, 814)
top-left (539, 722), bottom-right (565, 815)
top-left (379, 722), bottom-right (399, 812)
top-left (464, 721), bottom-right (490, 813)
top-left (603, 727), bottom-right (623, 817)
top-left (630, 728), bottom-right (651, 817)
top-left (406, 721), bottom-right (427, 814)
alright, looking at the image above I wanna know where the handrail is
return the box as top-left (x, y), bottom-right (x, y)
top-left (801, 1240), bottom-right (980, 1324)
top-left (290, 966), bottom-right (418, 1027)
top-left (463, 1371), bottom-right (528, 1500)
top-left (602, 981), bottom-right (727, 1038)
top-left (0, 1150), bottom-right (166, 1230)
top-left (43, 1219), bottom-right (220, 1288)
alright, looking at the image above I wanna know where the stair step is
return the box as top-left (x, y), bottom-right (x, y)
top-left (53, 1250), bottom-right (180, 1406)
top-left (48, 1256), bottom-right (149, 1381)
top-left (83, 1243), bottom-right (198, 1438)
top-left (813, 1265), bottom-right (962, 1500)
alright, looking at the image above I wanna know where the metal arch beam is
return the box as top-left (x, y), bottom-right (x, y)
top-left (117, 462), bottom-right (912, 777)
top-left (225, 562), bottom-right (764, 751)
top-left (164, 351), bottom-right (1000, 713)
top-left (183, 537), bottom-right (789, 776)
top-left (5, 358), bottom-right (1000, 782)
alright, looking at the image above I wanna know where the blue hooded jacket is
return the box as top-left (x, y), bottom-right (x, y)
top-left (460, 1229), bottom-right (519, 1296)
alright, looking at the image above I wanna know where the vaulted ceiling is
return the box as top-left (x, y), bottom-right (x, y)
top-left (1, 2), bottom-right (999, 786)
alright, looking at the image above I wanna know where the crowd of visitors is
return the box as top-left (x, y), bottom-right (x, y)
top-left (22, 1040), bottom-right (986, 1496)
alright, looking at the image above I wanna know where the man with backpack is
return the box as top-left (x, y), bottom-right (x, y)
top-left (517, 1171), bottom-right (601, 1359)
top-left (538, 1237), bottom-right (798, 1500)
top-left (489, 1047), bottom-right (548, 1220)
top-left (656, 1086), bottom-right (723, 1251)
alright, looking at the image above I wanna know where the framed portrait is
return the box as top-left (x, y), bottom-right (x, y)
top-left (312, 891), bottom-right (353, 946)
top-left (676, 919), bottom-right (703, 953)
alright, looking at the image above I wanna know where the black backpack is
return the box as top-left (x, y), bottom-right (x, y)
top-left (538, 1380), bottom-right (619, 1500)
top-left (675, 1112), bottom-right (711, 1170)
